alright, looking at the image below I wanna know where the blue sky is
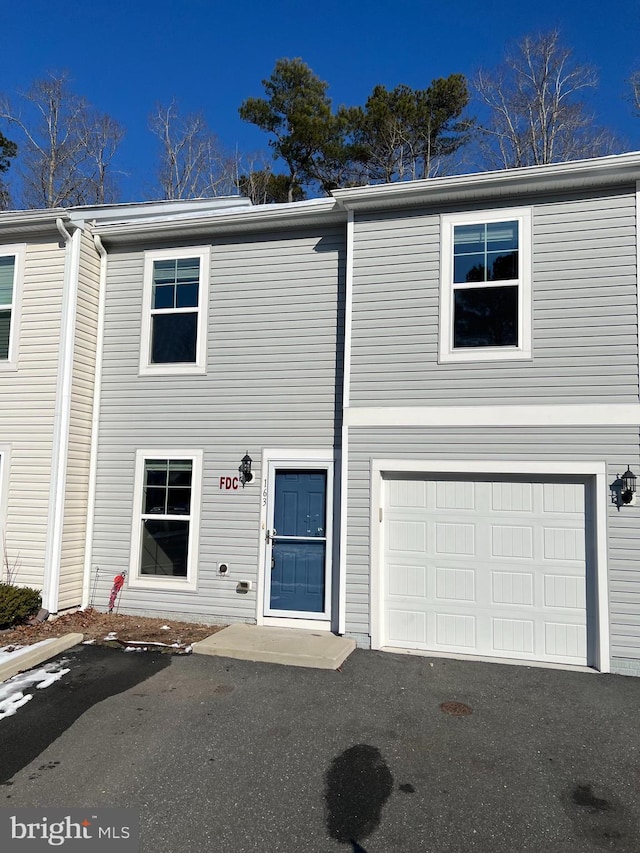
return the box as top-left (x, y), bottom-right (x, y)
top-left (3, 0), bottom-right (640, 201)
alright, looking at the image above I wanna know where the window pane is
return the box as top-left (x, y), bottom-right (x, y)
top-left (486, 221), bottom-right (518, 252)
top-left (454, 254), bottom-right (485, 283)
top-left (0, 309), bottom-right (10, 359)
top-left (168, 487), bottom-right (191, 514)
top-left (168, 460), bottom-right (193, 487)
top-left (144, 487), bottom-right (166, 514)
top-left (176, 257), bottom-right (200, 282)
top-left (151, 313), bottom-right (197, 363)
top-left (140, 519), bottom-right (189, 577)
top-left (153, 259), bottom-right (178, 285)
top-left (176, 282), bottom-right (199, 308)
top-left (145, 460), bottom-right (168, 486)
top-left (487, 250), bottom-right (518, 281)
top-left (0, 256), bottom-right (15, 304)
top-left (453, 224), bottom-right (485, 255)
top-left (454, 285), bottom-right (518, 348)
top-left (153, 284), bottom-right (175, 310)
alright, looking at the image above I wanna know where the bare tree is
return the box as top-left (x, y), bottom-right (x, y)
top-left (474, 31), bottom-right (619, 169)
top-left (149, 101), bottom-right (237, 199)
top-left (0, 72), bottom-right (124, 208)
top-left (77, 110), bottom-right (125, 204)
top-left (630, 71), bottom-right (640, 115)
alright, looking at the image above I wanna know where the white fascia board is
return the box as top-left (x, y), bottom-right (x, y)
top-left (332, 151), bottom-right (640, 211)
top-left (345, 403), bottom-right (640, 428)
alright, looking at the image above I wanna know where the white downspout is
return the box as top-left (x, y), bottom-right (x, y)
top-left (81, 233), bottom-right (107, 609)
top-left (338, 209), bottom-right (354, 635)
top-left (42, 219), bottom-right (82, 613)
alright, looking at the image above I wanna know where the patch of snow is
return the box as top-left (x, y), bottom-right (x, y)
top-left (124, 646), bottom-right (144, 652)
top-left (0, 638), bottom-right (56, 664)
top-left (82, 639), bottom-right (96, 645)
top-left (0, 661), bottom-right (70, 720)
top-left (160, 625), bottom-right (171, 630)
top-left (103, 632), bottom-right (118, 641)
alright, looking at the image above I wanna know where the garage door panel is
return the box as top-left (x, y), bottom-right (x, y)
top-left (382, 475), bottom-right (590, 666)
top-left (492, 617), bottom-right (535, 654)
top-left (492, 481), bottom-right (534, 512)
top-left (491, 525), bottom-right (534, 559)
top-left (491, 570), bottom-right (534, 606)
top-left (435, 480), bottom-right (476, 510)
top-left (435, 613), bottom-right (476, 648)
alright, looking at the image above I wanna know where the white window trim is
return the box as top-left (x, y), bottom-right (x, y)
top-left (139, 246), bottom-right (210, 376)
top-left (0, 244), bottom-right (25, 372)
top-left (439, 207), bottom-right (532, 363)
top-left (129, 449), bottom-right (203, 592)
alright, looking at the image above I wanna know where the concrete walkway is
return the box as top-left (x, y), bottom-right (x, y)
top-left (192, 623), bottom-right (356, 669)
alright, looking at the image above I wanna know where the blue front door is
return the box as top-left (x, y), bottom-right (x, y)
top-left (269, 470), bottom-right (327, 614)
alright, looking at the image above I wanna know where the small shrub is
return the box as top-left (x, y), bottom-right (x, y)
top-left (0, 583), bottom-right (42, 629)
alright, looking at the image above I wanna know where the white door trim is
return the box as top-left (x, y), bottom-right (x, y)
top-left (257, 449), bottom-right (334, 628)
top-left (370, 459), bottom-right (610, 672)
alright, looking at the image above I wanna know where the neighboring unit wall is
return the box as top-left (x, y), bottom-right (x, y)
top-left (58, 228), bottom-right (101, 609)
top-left (0, 238), bottom-right (65, 589)
top-left (89, 225), bottom-right (345, 622)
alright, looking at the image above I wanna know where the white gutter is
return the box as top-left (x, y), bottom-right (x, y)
top-left (81, 233), bottom-right (108, 609)
top-left (94, 197), bottom-right (342, 241)
top-left (42, 219), bottom-right (82, 613)
top-left (332, 151), bottom-right (640, 210)
top-left (338, 209), bottom-right (354, 636)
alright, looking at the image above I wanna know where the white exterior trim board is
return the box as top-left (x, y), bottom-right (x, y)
top-left (43, 225), bottom-right (82, 613)
top-left (82, 234), bottom-right (108, 609)
top-left (345, 404), bottom-right (640, 428)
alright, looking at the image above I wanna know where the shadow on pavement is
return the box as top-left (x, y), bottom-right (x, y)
top-left (325, 743), bottom-right (394, 852)
top-left (0, 645), bottom-right (171, 785)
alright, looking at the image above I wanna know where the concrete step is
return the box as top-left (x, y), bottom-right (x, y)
top-left (192, 624), bottom-right (356, 670)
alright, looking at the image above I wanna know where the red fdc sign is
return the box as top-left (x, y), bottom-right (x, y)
top-left (219, 476), bottom-right (240, 491)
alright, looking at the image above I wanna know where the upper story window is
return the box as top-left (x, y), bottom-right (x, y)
top-left (140, 246), bottom-right (210, 376)
top-left (439, 208), bottom-right (532, 363)
top-left (0, 245), bottom-right (24, 371)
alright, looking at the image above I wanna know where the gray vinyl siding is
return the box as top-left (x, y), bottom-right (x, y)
top-left (344, 425), bottom-right (640, 671)
top-left (350, 187), bottom-right (638, 406)
top-left (0, 239), bottom-right (65, 590)
top-left (59, 229), bottom-right (100, 609)
top-left (90, 226), bottom-right (344, 621)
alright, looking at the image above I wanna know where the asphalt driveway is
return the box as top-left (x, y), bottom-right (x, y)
top-left (1, 644), bottom-right (639, 852)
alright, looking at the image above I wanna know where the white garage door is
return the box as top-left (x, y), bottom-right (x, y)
top-left (382, 475), bottom-right (589, 665)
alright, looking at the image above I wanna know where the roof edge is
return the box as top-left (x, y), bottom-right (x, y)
top-left (332, 152), bottom-right (640, 210)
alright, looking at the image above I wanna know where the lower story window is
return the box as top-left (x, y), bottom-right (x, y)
top-left (131, 451), bottom-right (202, 588)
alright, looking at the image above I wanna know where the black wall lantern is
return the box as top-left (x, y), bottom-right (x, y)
top-left (239, 452), bottom-right (253, 487)
top-left (621, 465), bottom-right (637, 505)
